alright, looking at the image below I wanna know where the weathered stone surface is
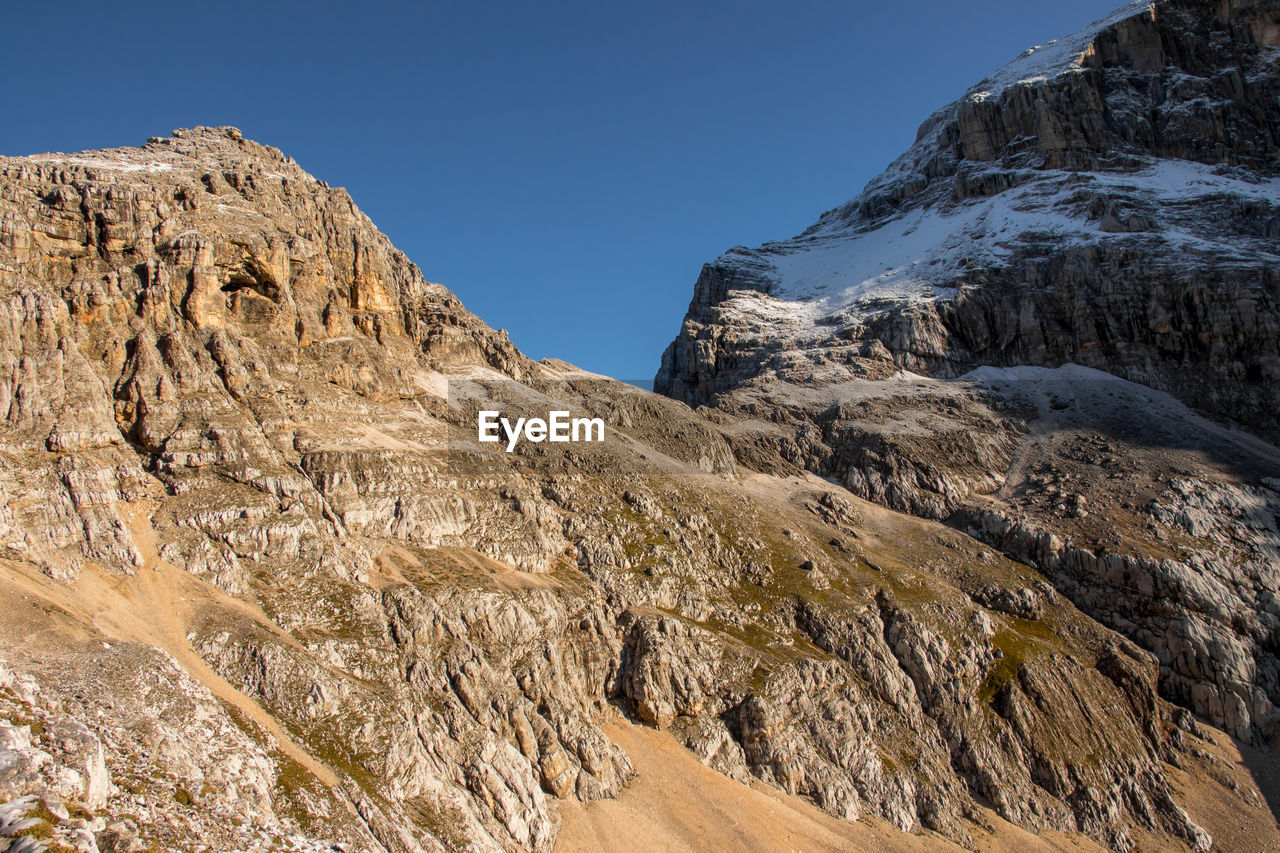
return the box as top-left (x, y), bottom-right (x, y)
top-left (0, 119), bottom-right (1268, 852)
top-left (661, 0), bottom-right (1280, 442)
top-left (656, 0), bottom-right (1280, 761)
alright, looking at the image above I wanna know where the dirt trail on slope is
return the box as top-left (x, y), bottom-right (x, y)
top-left (0, 502), bottom-right (339, 788)
top-left (555, 720), bottom-right (1107, 853)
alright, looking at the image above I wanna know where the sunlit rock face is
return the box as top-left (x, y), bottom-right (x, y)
top-left (0, 16), bottom-right (1277, 847)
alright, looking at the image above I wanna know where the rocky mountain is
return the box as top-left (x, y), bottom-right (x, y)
top-left (657, 0), bottom-right (1280, 831)
top-left (659, 0), bottom-right (1280, 439)
top-left (1, 15), bottom-right (1278, 849)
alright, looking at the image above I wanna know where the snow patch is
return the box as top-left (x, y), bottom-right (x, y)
top-left (29, 155), bottom-right (176, 173)
top-left (969, 1), bottom-right (1154, 98)
top-left (715, 157), bottom-right (1280, 332)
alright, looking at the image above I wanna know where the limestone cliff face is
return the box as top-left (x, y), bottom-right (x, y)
top-left (0, 126), bottom-right (1271, 853)
top-left (658, 0), bottom-right (1280, 442)
top-left (0, 126), bottom-right (527, 581)
top-left (653, 0), bottom-right (1280, 784)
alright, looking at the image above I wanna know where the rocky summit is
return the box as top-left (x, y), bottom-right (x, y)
top-left (0, 2), bottom-right (1279, 852)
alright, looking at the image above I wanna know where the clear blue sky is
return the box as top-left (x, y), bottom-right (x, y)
top-left (3, 0), bottom-right (1121, 382)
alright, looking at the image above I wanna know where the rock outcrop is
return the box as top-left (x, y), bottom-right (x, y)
top-left (659, 0), bottom-right (1280, 442)
top-left (0, 123), bottom-right (1272, 852)
top-left (655, 0), bottom-right (1280, 787)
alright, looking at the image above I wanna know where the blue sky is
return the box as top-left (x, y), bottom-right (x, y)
top-left (2, 0), bottom-right (1122, 381)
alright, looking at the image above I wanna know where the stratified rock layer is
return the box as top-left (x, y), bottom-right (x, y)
top-left (0, 124), bottom-right (1269, 852)
top-left (660, 0), bottom-right (1280, 441)
top-left (655, 0), bottom-right (1280, 782)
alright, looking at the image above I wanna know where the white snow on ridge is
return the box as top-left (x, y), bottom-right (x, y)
top-left (1114, 159), bottom-right (1280, 201)
top-left (743, 179), bottom-right (1083, 314)
top-left (722, 158), bottom-right (1280, 326)
top-left (804, 2), bottom-right (1159, 241)
top-left (766, 192), bottom-right (1079, 308)
top-left (969, 1), bottom-right (1154, 98)
top-left (26, 154), bottom-right (176, 173)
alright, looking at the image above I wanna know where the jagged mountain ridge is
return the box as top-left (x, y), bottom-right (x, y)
top-left (653, 0), bottom-right (1280, 817)
top-left (0, 124), bottom-right (1274, 853)
top-left (657, 0), bottom-right (1280, 441)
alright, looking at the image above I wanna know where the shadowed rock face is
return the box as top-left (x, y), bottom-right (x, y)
top-left (658, 0), bottom-right (1280, 443)
top-left (654, 0), bottom-right (1280, 787)
top-left (0, 125), bottom-right (1268, 851)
